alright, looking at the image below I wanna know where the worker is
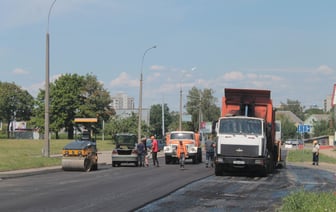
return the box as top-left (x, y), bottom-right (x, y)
top-left (177, 140), bottom-right (188, 169)
top-left (142, 138), bottom-right (149, 167)
top-left (205, 134), bottom-right (215, 168)
top-left (137, 140), bottom-right (145, 167)
top-left (312, 140), bottom-right (320, 166)
top-left (151, 136), bottom-right (159, 167)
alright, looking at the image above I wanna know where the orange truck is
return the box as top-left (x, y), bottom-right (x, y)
top-left (213, 88), bottom-right (282, 176)
top-left (163, 131), bottom-right (202, 164)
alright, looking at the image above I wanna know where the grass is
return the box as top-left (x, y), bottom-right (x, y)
top-left (279, 189), bottom-right (336, 212)
top-left (278, 149), bottom-right (336, 211)
top-left (286, 149), bottom-right (336, 163)
top-left (0, 139), bottom-right (114, 171)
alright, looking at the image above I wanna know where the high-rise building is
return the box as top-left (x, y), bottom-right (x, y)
top-left (111, 93), bottom-right (135, 109)
top-left (324, 95), bottom-right (332, 112)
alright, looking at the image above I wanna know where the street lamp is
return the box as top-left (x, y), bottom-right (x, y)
top-left (179, 67), bottom-right (196, 131)
top-left (44, 0), bottom-right (57, 157)
top-left (138, 45), bottom-right (156, 142)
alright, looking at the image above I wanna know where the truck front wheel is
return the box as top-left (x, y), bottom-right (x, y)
top-left (165, 156), bottom-right (172, 164)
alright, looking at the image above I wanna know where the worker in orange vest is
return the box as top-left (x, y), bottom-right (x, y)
top-left (177, 140), bottom-right (188, 169)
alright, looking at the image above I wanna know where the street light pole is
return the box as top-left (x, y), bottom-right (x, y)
top-left (44, 0), bottom-right (57, 157)
top-left (179, 67), bottom-right (196, 131)
top-left (138, 45), bottom-right (156, 143)
top-left (179, 86), bottom-right (182, 131)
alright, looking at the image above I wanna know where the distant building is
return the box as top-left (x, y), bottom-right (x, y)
top-left (114, 108), bottom-right (150, 125)
top-left (111, 93), bottom-right (150, 125)
top-left (111, 93), bottom-right (135, 109)
top-left (324, 95), bottom-right (332, 112)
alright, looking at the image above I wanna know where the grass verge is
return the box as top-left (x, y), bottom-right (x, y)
top-left (278, 149), bottom-right (336, 211)
top-left (0, 139), bottom-right (114, 171)
top-left (287, 149), bottom-right (336, 163)
top-left (279, 189), bottom-right (336, 211)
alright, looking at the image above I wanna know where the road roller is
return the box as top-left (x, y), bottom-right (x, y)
top-left (61, 130), bottom-right (98, 172)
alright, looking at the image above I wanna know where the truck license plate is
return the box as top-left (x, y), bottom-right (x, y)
top-left (233, 160), bottom-right (245, 165)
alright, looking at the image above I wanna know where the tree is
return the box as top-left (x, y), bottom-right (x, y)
top-left (185, 87), bottom-right (220, 131)
top-left (105, 112), bottom-right (150, 139)
top-left (312, 119), bottom-right (332, 137)
top-left (279, 99), bottom-right (305, 120)
top-left (0, 82), bottom-right (34, 138)
top-left (33, 74), bottom-right (114, 139)
top-left (149, 104), bottom-right (172, 138)
top-left (276, 113), bottom-right (298, 141)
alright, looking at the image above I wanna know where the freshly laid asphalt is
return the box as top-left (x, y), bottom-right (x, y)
top-left (1, 146), bottom-right (335, 179)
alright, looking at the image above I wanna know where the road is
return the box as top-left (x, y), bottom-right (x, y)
top-left (1, 151), bottom-right (336, 212)
top-left (138, 160), bottom-right (336, 211)
top-left (0, 157), bottom-right (212, 212)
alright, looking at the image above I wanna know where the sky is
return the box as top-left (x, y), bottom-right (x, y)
top-left (1, 0), bottom-right (336, 111)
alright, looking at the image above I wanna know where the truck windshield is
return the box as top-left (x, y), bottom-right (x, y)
top-left (171, 133), bottom-right (194, 140)
top-left (219, 118), bottom-right (262, 135)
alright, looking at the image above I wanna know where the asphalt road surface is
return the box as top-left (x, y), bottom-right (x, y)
top-left (137, 162), bottom-right (336, 211)
top-left (0, 157), bottom-right (212, 212)
top-left (1, 152), bottom-right (336, 212)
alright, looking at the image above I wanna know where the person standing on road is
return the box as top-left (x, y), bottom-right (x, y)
top-left (205, 134), bottom-right (215, 168)
top-left (137, 139), bottom-right (145, 167)
top-left (312, 140), bottom-right (320, 166)
top-left (141, 137), bottom-right (149, 167)
top-left (177, 140), bottom-right (188, 169)
top-left (151, 136), bottom-right (159, 167)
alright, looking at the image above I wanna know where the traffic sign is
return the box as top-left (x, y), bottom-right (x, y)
top-left (297, 124), bottom-right (310, 133)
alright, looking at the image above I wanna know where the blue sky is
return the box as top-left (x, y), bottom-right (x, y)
top-left (1, 0), bottom-right (335, 111)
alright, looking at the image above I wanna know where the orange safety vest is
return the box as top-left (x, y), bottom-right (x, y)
top-left (177, 143), bottom-right (187, 158)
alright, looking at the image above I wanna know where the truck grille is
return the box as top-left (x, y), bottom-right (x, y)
top-left (220, 144), bottom-right (258, 157)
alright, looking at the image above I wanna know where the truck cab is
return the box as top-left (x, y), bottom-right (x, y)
top-left (163, 131), bottom-right (202, 164)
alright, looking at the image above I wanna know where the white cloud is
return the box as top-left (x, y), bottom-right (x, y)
top-left (317, 65), bottom-right (333, 75)
top-left (109, 72), bottom-right (138, 88)
top-left (222, 71), bottom-right (244, 81)
top-left (12, 68), bottom-right (29, 75)
top-left (150, 65), bottom-right (166, 71)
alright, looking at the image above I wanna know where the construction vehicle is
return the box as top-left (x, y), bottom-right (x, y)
top-left (163, 131), bottom-right (202, 164)
top-left (61, 118), bottom-right (98, 172)
top-left (213, 88), bottom-right (282, 176)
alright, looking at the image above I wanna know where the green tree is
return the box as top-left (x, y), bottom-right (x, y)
top-left (0, 82), bottom-right (34, 138)
top-left (105, 112), bottom-right (150, 139)
top-left (149, 104), bottom-right (172, 138)
top-left (312, 119), bottom-right (332, 137)
top-left (33, 74), bottom-right (113, 139)
top-left (276, 114), bottom-right (298, 141)
top-left (279, 99), bottom-right (305, 120)
top-left (185, 87), bottom-right (220, 131)
top-left (304, 108), bottom-right (324, 118)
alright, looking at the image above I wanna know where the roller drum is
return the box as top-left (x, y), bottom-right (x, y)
top-left (62, 157), bottom-right (90, 171)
